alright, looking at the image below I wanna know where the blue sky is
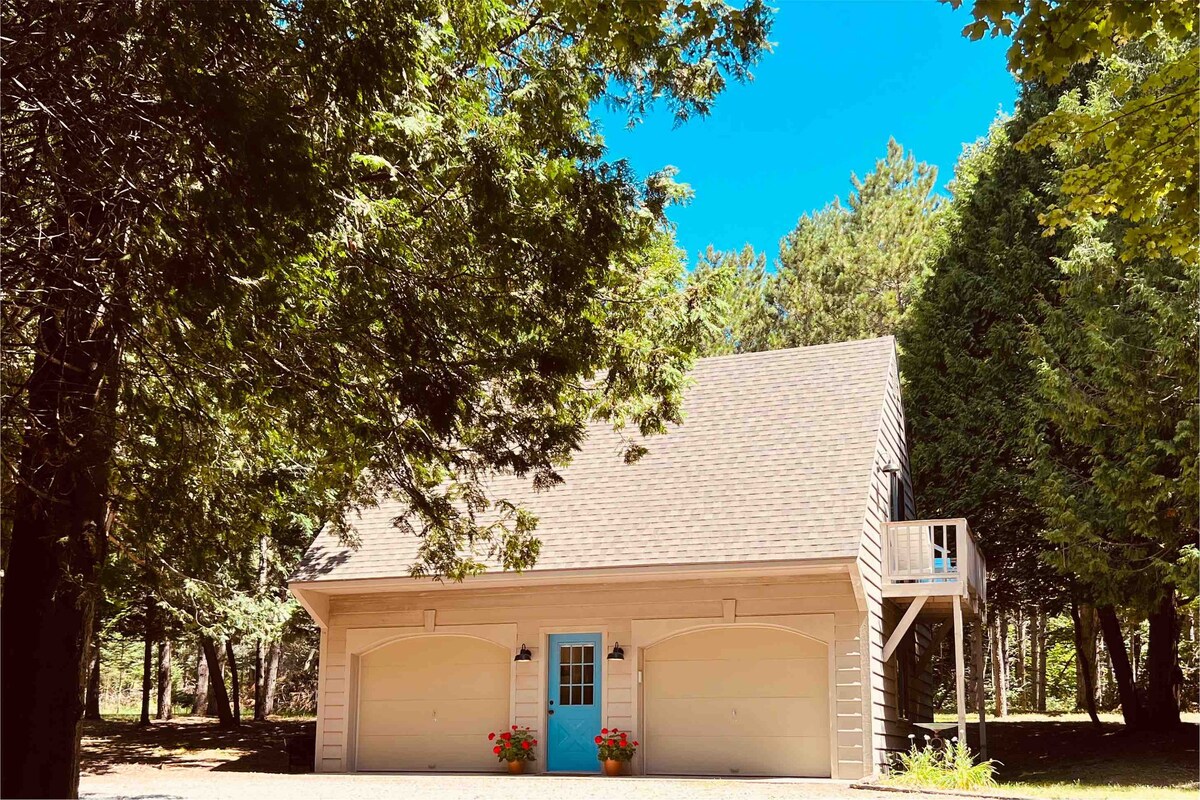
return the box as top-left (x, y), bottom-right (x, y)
top-left (594, 1), bottom-right (1018, 267)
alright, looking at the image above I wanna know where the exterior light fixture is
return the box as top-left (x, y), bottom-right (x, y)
top-left (607, 642), bottom-right (625, 661)
top-left (514, 644), bottom-right (533, 662)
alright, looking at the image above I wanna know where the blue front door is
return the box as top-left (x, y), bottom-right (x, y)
top-left (547, 633), bottom-right (602, 772)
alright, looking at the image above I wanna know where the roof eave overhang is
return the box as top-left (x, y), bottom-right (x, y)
top-left (289, 555), bottom-right (859, 605)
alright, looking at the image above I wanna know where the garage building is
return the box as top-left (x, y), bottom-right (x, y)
top-left (291, 338), bottom-right (987, 780)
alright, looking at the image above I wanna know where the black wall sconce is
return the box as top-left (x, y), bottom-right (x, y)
top-left (607, 642), bottom-right (625, 661)
top-left (514, 643), bottom-right (533, 662)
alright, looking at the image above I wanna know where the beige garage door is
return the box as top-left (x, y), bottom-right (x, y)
top-left (644, 626), bottom-right (830, 777)
top-left (356, 636), bottom-right (509, 772)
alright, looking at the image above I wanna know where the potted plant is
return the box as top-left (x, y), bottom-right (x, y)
top-left (488, 725), bottom-right (538, 774)
top-left (594, 727), bottom-right (638, 776)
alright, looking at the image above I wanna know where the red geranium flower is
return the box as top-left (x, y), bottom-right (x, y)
top-left (633, 741), bottom-right (639, 747)
top-left (501, 732), bottom-right (512, 741)
top-left (619, 732), bottom-right (627, 740)
top-left (493, 745), bottom-right (501, 755)
top-left (488, 732), bottom-right (496, 741)
top-left (512, 725), bottom-right (519, 730)
top-left (601, 728), bottom-right (608, 734)
top-left (594, 735), bottom-right (603, 744)
top-left (608, 739), bottom-right (616, 747)
top-left (532, 740), bottom-right (538, 746)
top-left (522, 741), bottom-right (531, 750)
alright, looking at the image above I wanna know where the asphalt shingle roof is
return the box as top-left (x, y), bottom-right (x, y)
top-left (292, 336), bottom-right (896, 582)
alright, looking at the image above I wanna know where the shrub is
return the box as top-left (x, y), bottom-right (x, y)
top-left (889, 737), bottom-right (998, 791)
top-left (488, 725), bottom-right (538, 762)
top-left (594, 727), bottom-right (638, 762)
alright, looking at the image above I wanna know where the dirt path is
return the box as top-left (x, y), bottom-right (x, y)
top-left (82, 717), bottom-right (314, 776)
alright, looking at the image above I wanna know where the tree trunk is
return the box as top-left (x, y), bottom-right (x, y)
top-left (263, 640), bottom-right (282, 718)
top-left (254, 534), bottom-right (269, 722)
top-left (1029, 611), bottom-right (1038, 711)
top-left (1132, 624), bottom-right (1143, 684)
top-left (226, 639), bottom-right (242, 724)
top-left (214, 641), bottom-right (227, 716)
top-left (991, 612), bottom-right (1009, 717)
top-left (201, 637), bottom-right (236, 728)
top-left (1097, 604), bottom-right (1143, 728)
top-left (1075, 603), bottom-right (1100, 713)
top-left (1, 335), bottom-right (121, 796)
top-left (1097, 636), bottom-right (1112, 708)
top-left (0, 219), bottom-right (130, 797)
top-left (254, 638), bottom-right (266, 721)
top-left (192, 640), bottom-right (210, 716)
top-left (1070, 600), bottom-right (1102, 729)
top-left (156, 640), bottom-right (173, 720)
top-left (140, 622), bottom-right (153, 726)
top-left (1190, 606), bottom-right (1199, 713)
top-left (1146, 593), bottom-right (1181, 727)
top-left (967, 628), bottom-right (981, 707)
top-left (1014, 608), bottom-right (1026, 703)
top-left (84, 643), bottom-right (103, 721)
top-left (1036, 610), bottom-right (1047, 713)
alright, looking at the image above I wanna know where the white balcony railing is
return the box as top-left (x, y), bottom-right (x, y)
top-left (882, 518), bottom-right (986, 605)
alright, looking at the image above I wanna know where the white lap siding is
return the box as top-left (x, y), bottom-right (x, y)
top-left (310, 573), bottom-right (874, 779)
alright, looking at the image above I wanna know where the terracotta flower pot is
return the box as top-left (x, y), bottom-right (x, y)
top-left (507, 759), bottom-right (525, 774)
top-left (603, 758), bottom-right (624, 776)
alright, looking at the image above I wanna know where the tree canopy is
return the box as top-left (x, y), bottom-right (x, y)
top-left (1, 2), bottom-right (773, 796)
top-left (687, 138), bottom-right (944, 357)
top-left (689, 245), bottom-right (775, 356)
top-left (688, 1), bottom-right (1198, 731)
top-left (900, 105), bottom-right (1066, 612)
top-left (946, 0), bottom-right (1197, 262)
top-left (773, 139), bottom-right (943, 346)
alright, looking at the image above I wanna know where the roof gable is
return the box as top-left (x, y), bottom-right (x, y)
top-left (293, 336), bottom-right (898, 583)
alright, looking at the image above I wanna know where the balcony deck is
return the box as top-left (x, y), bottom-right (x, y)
top-left (880, 517), bottom-right (989, 753)
top-left (882, 518), bottom-right (986, 619)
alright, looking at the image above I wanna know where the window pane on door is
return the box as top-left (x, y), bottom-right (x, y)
top-left (558, 643), bottom-right (596, 706)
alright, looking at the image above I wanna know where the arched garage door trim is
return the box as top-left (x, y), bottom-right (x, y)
top-left (351, 634), bottom-right (512, 772)
top-left (639, 620), bottom-right (830, 651)
top-left (640, 623), bottom-right (834, 778)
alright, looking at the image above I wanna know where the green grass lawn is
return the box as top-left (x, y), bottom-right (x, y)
top-left (898, 712), bottom-right (1200, 800)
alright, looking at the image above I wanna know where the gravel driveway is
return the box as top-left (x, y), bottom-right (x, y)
top-left (81, 769), bottom-right (941, 800)
top-left (80, 718), bottom-right (954, 800)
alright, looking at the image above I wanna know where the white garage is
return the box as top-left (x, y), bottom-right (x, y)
top-left (643, 626), bottom-right (831, 777)
top-left (354, 635), bottom-right (510, 772)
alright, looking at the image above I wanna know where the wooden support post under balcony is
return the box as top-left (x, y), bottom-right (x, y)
top-left (973, 615), bottom-right (988, 759)
top-left (953, 593), bottom-right (967, 744)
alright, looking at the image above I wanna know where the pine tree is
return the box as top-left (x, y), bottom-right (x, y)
top-left (774, 139), bottom-right (943, 345)
top-left (689, 245), bottom-right (778, 355)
